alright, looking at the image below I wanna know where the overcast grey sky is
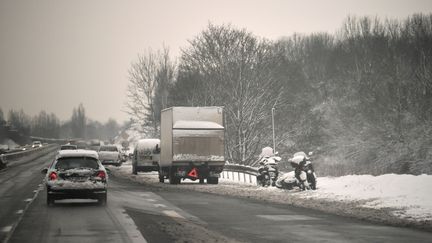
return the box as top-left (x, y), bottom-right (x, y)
top-left (1, 0), bottom-right (431, 123)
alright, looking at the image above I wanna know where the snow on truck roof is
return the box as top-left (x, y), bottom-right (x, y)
top-left (57, 149), bottom-right (99, 159)
top-left (136, 139), bottom-right (160, 150)
top-left (173, 120), bottom-right (224, 129)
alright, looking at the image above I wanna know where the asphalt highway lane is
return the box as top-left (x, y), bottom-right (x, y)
top-left (0, 151), bottom-right (54, 243)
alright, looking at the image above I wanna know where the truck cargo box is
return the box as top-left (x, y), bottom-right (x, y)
top-left (159, 106), bottom-right (225, 184)
top-left (160, 106), bottom-right (224, 167)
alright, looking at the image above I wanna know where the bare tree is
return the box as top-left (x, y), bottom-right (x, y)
top-left (175, 24), bottom-right (283, 164)
top-left (126, 47), bottom-right (176, 136)
top-left (71, 103), bottom-right (86, 139)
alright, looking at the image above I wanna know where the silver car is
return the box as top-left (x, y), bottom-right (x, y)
top-left (42, 150), bottom-right (108, 206)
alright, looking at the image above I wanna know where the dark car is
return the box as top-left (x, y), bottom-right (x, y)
top-left (42, 150), bottom-right (108, 206)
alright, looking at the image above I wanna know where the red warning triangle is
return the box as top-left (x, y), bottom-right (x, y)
top-left (188, 168), bottom-right (198, 178)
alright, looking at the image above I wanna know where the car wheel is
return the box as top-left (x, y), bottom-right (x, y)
top-left (158, 175), bottom-right (164, 183)
top-left (98, 193), bottom-right (107, 206)
top-left (47, 191), bottom-right (54, 206)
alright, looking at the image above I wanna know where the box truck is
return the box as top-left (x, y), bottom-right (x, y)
top-left (159, 107), bottom-right (225, 184)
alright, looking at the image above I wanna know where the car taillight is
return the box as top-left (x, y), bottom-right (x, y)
top-left (97, 171), bottom-right (106, 180)
top-left (49, 172), bottom-right (57, 181)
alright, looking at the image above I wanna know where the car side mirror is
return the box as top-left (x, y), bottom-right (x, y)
top-left (41, 168), bottom-right (48, 174)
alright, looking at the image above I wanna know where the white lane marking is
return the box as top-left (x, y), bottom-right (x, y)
top-left (163, 210), bottom-right (185, 219)
top-left (16, 210), bottom-right (24, 214)
top-left (3, 181), bottom-right (46, 243)
top-left (1, 226), bottom-right (13, 232)
top-left (256, 215), bottom-right (319, 221)
top-left (154, 204), bottom-right (167, 208)
top-left (105, 207), bottom-right (148, 243)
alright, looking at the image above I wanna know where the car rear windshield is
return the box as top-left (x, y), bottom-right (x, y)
top-left (99, 146), bottom-right (118, 152)
top-left (55, 157), bottom-right (99, 170)
top-left (60, 145), bottom-right (77, 150)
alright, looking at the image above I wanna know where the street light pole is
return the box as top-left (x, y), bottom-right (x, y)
top-left (272, 107), bottom-right (276, 153)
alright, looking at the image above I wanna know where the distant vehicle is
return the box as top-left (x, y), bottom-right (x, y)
top-left (60, 144), bottom-right (78, 150)
top-left (42, 149), bottom-right (108, 205)
top-left (76, 140), bottom-right (88, 150)
top-left (88, 139), bottom-right (101, 151)
top-left (159, 107), bottom-right (225, 184)
top-left (98, 145), bottom-right (121, 166)
top-left (132, 139), bottom-right (160, 174)
top-left (32, 141), bottom-right (42, 148)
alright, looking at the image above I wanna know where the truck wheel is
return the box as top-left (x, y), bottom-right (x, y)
top-left (132, 165), bottom-right (137, 175)
top-left (169, 174), bottom-right (180, 184)
top-left (168, 168), bottom-right (181, 184)
top-left (207, 177), bottom-right (219, 184)
top-left (169, 176), bottom-right (180, 184)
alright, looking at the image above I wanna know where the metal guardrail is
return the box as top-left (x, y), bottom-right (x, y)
top-left (224, 164), bottom-right (259, 175)
top-left (222, 164), bottom-right (259, 184)
top-left (0, 144), bottom-right (58, 167)
top-left (30, 136), bottom-right (69, 144)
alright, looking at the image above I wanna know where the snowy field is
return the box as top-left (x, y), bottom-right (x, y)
top-left (109, 163), bottom-right (432, 230)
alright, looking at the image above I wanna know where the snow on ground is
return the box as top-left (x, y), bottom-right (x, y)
top-left (303, 174), bottom-right (432, 221)
top-left (0, 138), bottom-right (19, 150)
top-left (108, 162), bottom-right (432, 230)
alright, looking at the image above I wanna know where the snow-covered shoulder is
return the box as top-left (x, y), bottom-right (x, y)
top-left (108, 164), bottom-right (432, 228)
top-left (305, 174), bottom-right (432, 221)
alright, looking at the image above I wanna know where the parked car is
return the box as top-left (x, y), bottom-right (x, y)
top-left (42, 149), bottom-right (108, 205)
top-left (98, 145), bottom-right (122, 166)
top-left (60, 144), bottom-right (78, 150)
top-left (32, 141), bottom-right (42, 148)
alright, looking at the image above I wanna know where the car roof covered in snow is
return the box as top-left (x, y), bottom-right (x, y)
top-left (57, 149), bottom-right (99, 160)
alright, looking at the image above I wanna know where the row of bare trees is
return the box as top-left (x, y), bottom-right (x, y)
top-left (0, 105), bottom-right (121, 143)
top-left (127, 14), bottom-right (432, 175)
